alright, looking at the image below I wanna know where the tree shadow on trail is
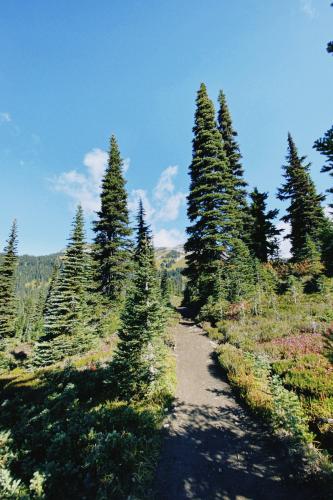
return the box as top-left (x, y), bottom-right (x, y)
top-left (154, 400), bottom-right (322, 500)
top-left (154, 313), bottom-right (324, 500)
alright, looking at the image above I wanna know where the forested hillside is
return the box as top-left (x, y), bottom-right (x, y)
top-left (0, 5), bottom-right (332, 498)
top-left (16, 253), bottom-right (60, 291)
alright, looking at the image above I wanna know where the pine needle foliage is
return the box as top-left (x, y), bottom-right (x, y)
top-left (223, 238), bottom-right (255, 303)
top-left (135, 199), bottom-right (151, 262)
top-left (278, 134), bottom-right (326, 262)
top-left (160, 269), bottom-right (170, 303)
top-left (0, 220), bottom-right (18, 339)
top-left (93, 135), bottom-right (132, 300)
top-left (249, 188), bottom-right (281, 262)
top-left (314, 125), bottom-right (333, 208)
top-left (43, 205), bottom-right (88, 340)
top-left (184, 83), bottom-right (235, 306)
top-left (217, 90), bottom-right (249, 239)
top-left (112, 204), bottom-right (165, 401)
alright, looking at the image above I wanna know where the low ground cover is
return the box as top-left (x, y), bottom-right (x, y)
top-left (203, 288), bottom-right (333, 482)
top-left (0, 312), bottom-right (177, 499)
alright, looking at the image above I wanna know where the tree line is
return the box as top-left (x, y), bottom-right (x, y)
top-left (0, 136), bottom-right (169, 401)
top-left (0, 2), bottom-right (332, 380)
top-left (183, 81), bottom-right (333, 315)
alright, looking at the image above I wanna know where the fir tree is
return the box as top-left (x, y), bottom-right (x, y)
top-left (314, 2), bottom-right (333, 207)
top-left (160, 269), bottom-right (170, 303)
top-left (0, 220), bottom-right (18, 339)
top-left (217, 90), bottom-right (249, 239)
top-left (249, 188), bottom-right (281, 262)
top-left (223, 239), bottom-right (255, 303)
top-left (320, 219), bottom-right (333, 276)
top-left (34, 207), bottom-right (91, 366)
top-left (314, 125), bottom-right (333, 208)
top-left (298, 235), bottom-right (322, 270)
top-left (44, 205), bottom-right (88, 339)
top-left (93, 135), bottom-right (132, 300)
top-left (184, 83), bottom-right (234, 306)
top-left (135, 199), bottom-right (151, 261)
top-left (278, 134), bottom-right (326, 261)
top-left (112, 206), bottom-right (164, 400)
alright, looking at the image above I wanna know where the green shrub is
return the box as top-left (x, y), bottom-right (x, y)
top-left (217, 346), bottom-right (333, 477)
top-left (272, 354), bottom-right (333, 398)
top-left (270, 375), bottom-right (314, 446)
top-left (217, 344), bottom-right (272, 415)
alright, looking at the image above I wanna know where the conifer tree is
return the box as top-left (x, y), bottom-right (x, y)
top-left (314, 126), bottom-right (333, 208)
top-left (217, 90), bottom-right (248, 240)
top-left (112, 204), bottom-right (164, 400)
top-left (299, 235), bottom-right (324, 279)
top-left (93, 135), bottom-right (132, 300)
top-left (0, 220), bottom-right (18, 339)
top-left (160, 269), bottom-right (170, 303)
top-left (135, 199), bottom-right (151, 261)
top-left (223, 239), bottom-right (255, 303)
top-left (44, 205), bottom-right (88, 339)
top-left (34, 207), bottom-right (90, 366)
top-left (249, 188), bottom-right (281, 262)
top-left (43, 263), bottom-right (59, 315)
top-left (320, 219), bottom-right (333, 276)
top-left (278, 134), bottom-right (326, 261)
top-left (184, 83), bottom-right (234, 306)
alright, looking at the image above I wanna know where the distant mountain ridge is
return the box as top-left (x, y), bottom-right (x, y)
top-left (14, 246), bottom-right (185, 291)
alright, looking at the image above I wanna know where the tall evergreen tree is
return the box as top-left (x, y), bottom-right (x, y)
top-left (223, 239), bottom-right (255, 303)
top-left (278, 134), bottom-right (326, 261)
top-left (184, 83), bottom-right (234, 306)
top-left (135, 199), bottom-right (151, 261)
top-left (0, 220), bottom-right (18, 339)
top-left (249, 188), bottom-right (281, 262)
top-left (112, 205), bottom-right (164, 400)
top-left (44, 205), bottom-right (88, 339)
top-left (160, 269), bottom-right (170, 302)
top-left (93, 135), bottom-right (132, 300)
top-left (314, 126), bottom-right (333, 209)
top-left (217, 90), bottom-right (249, 239)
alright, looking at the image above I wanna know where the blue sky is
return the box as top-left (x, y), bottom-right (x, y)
top-left (0, 0), bottom-right (332, 255)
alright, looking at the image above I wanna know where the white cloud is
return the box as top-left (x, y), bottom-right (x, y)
top-left (153, 228), bottom-right (186, 248)
top-left (128, 166), bottom-right (186, 225)
top-left (52, 148), bottom-right (108, 213)
top-left (53, 169), bottom-right (100, 213)
top-left (54, 154), bottom-right (186, 248)
top-left (324, 205), bottom-right (333, 219)
top-left (0, 112), bottom-right (11, 123)
top-left (155, 192), bottom-right (187, 221)
top-left (300, 0), bottom-right (316, 19)
top-left (83, 148), bottom-right (108, 188)
top-left (128, 188), bottom-right (156, 222)
top-left (52, 149), bottom-right (131, 214)
top-left (123, 157), bottom-right (130, 173)
top-left (153, 165), bottom-right (186, 221)
top-left (154, 165), bottom-right (178, 200)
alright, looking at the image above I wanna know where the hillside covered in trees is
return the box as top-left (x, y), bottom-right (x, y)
top-left (0, 4), bottom-right (333, 498)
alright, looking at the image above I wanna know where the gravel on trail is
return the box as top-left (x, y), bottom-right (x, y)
top-left (154, 310), bottom-right (320, 500)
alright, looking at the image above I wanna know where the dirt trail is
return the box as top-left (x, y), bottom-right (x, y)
top-left (154, 310), bottom-right (318, 500)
